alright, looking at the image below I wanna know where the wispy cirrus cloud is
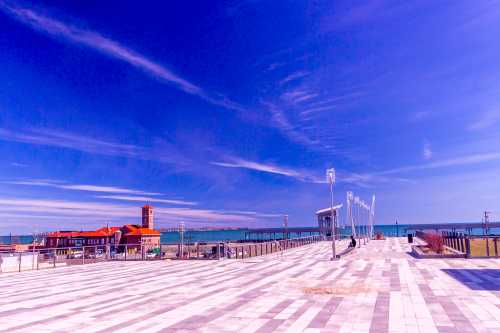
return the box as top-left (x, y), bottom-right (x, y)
top-left (336, 152), bottom-right (500, 189)
top-left (97, 195), bottom-right (196, 206)
top-left (1, 179), bottom-right (280, 228)
top-left (10, 162), bottom-right (27, 167)
top-left (211, 156), bottom-right (411, 187)
top-left (4, 179), bottom-right (161, 196)
top-left (300, 92), bottom-right (365, 116)
top-left (279, 70), bottom-right (310, 85)
top-left (265, 102), bottom-right (319, 147)
top-left (281, 89), bottom-right (318, 105)
top-left (468, 110), bottom-right (500, 131)
top-left (299, 104), bottom-right (336, 116)
top-left (211, 158), bottom-right (304, 179)
top-left (379, 151), bottom-right (500, 175)
top-left (0, 127), bottom-right (196, 170)
top-left (0, 1), bottom-right (244, 112)
top-left (266, 62), bottom-right (286, 71)
top-left (409, 110), bottom-right (431, 123)
top-left (154, 207), bottom-right (259, 223)
top-left (0, 197), bottom-right (273, 231)
top-left (423, 142), bottom-right (433, 160)
top-left (0, 127), bottom-right (141, 157)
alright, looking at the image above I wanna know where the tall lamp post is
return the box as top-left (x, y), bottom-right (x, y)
top-left (284, 215), bottom-right (289, 249)
top-left (370, 195), bottom-right (376, 240)
top-left (355, 196), bottom-right (361, 247)
top-left (347, 192), bottom-right (356, 238)
top-left (361, 200), bottom-right (366, 245)
top-left (179, 221), bottom-right (185, 259)
top-left (326, 168), bottom-right (337, 260)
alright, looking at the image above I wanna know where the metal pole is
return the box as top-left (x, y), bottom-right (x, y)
top-left (363, 205), bottom-right (367, 244)
top-left (32, 232), bottom-right (36, 270)
top-left (355, 197), bottom-right (361, 247)
top-left (179, 221), bottom-right (185, 260)
top-left (347, 192), bottom-right (356, 238)
top-left (327, 168), bottom-right (337, 260)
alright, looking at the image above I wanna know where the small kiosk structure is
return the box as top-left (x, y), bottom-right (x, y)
top-left (316, 204), bottom-right (343, 238)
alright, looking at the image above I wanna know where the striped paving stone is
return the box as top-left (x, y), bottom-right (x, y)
top-left (2, 239), bottom-right (500, 332)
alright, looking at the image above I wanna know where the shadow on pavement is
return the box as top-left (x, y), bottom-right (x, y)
top-left (442, 269), bottom-right (500, 291)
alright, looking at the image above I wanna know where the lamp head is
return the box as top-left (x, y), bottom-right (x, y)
top-left (326, 168), bottom-right (336, 184)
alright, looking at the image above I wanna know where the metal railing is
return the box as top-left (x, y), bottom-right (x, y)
top-left (463, 235), bottom-right (500, 258)
top-left (441, 231), bottom-right (468, 254)
top-left (226, 235), bottom-right (323, 259)
top-left (415, 230), bottom-right (500, 258)
top-left (0, 236), bottom-right (324, 273)
top-left (0, 243), bottom-right (222, 273)
top-left (441, 231), bottom-right (500, 258)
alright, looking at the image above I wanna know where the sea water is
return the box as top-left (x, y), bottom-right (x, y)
top-left (2, 224), bottom-right (499, 245)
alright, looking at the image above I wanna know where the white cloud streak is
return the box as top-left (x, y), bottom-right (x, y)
top-left (0, 197), bottom-right (275, 230)
top-left (0, 2), bottom-right (244, 112)
top-left (468, 110), bottom-right (500, 131)
top-left (211, 159), bottom-right (303, 178)
top-left (423, 142), bottom-right (433, 160)
top-left (211, 157), bottom-right (413, 188)
top-left (5, 179), bottom-right (161, 196)
top-left (265, 102), bottom-right (318, 147)
top-left (281, 89), bottom-right (318, 105)
top-left (0, 128), bottom-right (141, 157)
top-left (97, 195), bottom-right (197, 206)
top-left (380, 152), bottom-right (500, 175)
top-left (0, 127), bottom-right (195, 170)
top-left (10, 162), bottom-right (27, 167)
top-left (279, 70), bottom-right (310, 85)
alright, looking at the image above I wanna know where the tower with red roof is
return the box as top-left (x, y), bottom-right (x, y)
top-left (142, 205), bottom-right (154, 230)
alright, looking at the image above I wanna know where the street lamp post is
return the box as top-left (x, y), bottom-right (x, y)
top-left (284, 215), bottom-right (289, 249)
top-left (370, 195), bottom-right (376, 240)
top-left (347, 192), bottom-right (356, 238)
top-left (355, 196), bottom-right (361, 248)
top-left (179, 221), bottom-right (185, 259)
top-left (362, 203), bottom-right (367, 243)
top-left (326, 168), bottom-right (337, 260)
top-left (361, 201), bottom-right (366, 245)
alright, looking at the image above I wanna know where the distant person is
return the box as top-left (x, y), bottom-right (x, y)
top-left (349, 235), bottom-right (357, 248)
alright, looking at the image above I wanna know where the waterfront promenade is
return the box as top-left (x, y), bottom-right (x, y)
top-left (1, 238), bottom-right (500, 333)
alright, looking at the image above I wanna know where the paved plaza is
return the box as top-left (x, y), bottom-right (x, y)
top-left (1, 238), bottom-right (500, 333)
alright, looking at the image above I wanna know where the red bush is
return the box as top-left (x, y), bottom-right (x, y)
top-left (423, 232), bottom-right (444, 254)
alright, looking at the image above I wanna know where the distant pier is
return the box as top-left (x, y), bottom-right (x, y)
top-left (245, 227), bottom-right (320, 240)
top-left (405, 222), bottom-right (500, 234)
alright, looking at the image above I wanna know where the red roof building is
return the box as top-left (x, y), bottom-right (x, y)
top-left (45, 206), bottom-right (161, 252)
top-left (121, 224), bottom-right (160, 251)
top-left (45, 227), bottom-right (122, 248)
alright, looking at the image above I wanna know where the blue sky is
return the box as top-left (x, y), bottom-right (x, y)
top-left (1, 1), bottom-right (500, 234)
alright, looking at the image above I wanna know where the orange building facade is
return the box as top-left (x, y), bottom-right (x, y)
top-left (45, 205), bottom-right (161, 252)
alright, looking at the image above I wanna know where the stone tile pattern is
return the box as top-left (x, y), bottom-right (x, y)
top-left (1, 238), bottom-right (500, 332)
